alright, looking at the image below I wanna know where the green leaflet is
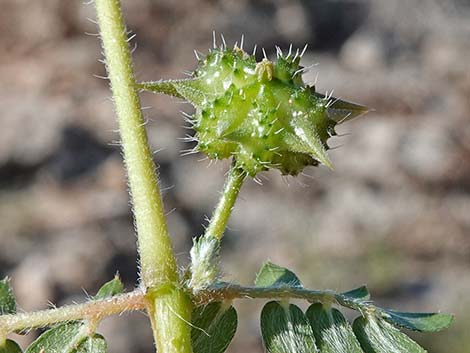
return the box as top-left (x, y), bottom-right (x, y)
top-left (25, 326), bottom-right (105, 353)
top-left (381, 310), bottom-right (453, 333)
top-left (254, 262), bottom-right (302, 288)
top-left (191, 301), bottom-right (237, 353)
top-left (25, 322), bottom-right (86, 353)
top-left (0, 280), bottom-right (21, 353)
top-left (261, 301), bottom-right (318, 353)
top-left (340, 286), bottom-right (370, 302)
top-left (0, 340), bottom-right (22, 353)
top-left (306, 303), bottom-right (363, 353)
top-left (353, 316), bottom-right (426, 353)
top-left (93, 276), bottom-right (124, 300)
top-left (0, 278), bottom-right (16, 315)
top-left (73, 334), bottom-right (107, 353)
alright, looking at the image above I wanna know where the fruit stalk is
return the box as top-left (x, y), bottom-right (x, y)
top-left (205, 164), bottom-right (246, 241)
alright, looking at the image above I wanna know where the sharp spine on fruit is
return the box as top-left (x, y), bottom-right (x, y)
top-left (262, 48), bottom-right (268, 59)
top-left (212, 30), bottom-right (217, 48)
top-left (220, 33), bottom-right (227, 49)
top-left (287, 43), bottom-right (293, 58)
top-left (293, 48), bottom-right (300, 61)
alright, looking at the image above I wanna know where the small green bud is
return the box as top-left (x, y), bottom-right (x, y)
top-left (189, 235), bottom-right (220, 291)
top-left (141, 43), bottom-right (368, 176)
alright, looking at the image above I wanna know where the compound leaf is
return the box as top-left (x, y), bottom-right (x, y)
top-left (381, 309), bottom-right (453, 332)
top-left (353, 316), bottom-right (426, 353)
top-left (306, 303), bottom-right (363, 353)
top-left (94, 276), bottom-right (124, 300)
top-left (0, 340), bottom-right (22, 353)
top-left (0, 278), bottom-right (16, 315)
top-left (261, 301), bottom-right (318, 353)
top-left (191, 301), bottom-right (237, 353)
top-left (255, 262), bottom-right (302, 288)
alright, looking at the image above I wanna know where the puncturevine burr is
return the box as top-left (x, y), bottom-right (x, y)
top-left (141, 42), bottom-right (368, 176)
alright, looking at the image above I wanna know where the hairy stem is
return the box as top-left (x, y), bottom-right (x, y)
top-left (205, 164), bottom-right (246, 240)
top-left (0, 284), bottom-right (371, 339)
top-left (0, 292), bottom-right (145, 335)
top-left (189, 164), bottom-right (246, 289)
top-left (195, 285), bottom-right (372, 313)
top-left (198, 285), bottom-right (335, 302)
top-left (147, 285), bottom-right (193, 353)
top-left (95, 0), bottom-right (176, 287)
top-left (94, 2), bottom-right (192, 353)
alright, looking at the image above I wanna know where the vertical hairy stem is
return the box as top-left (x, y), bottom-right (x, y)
top-left (94, 0), bottom-right (175, 288)
top-left (147, 285), bottom-right (193, 353)
top-left (94, 1), bottom-right (192, 353)
top-left (205, 164), bottom-right (246, 240)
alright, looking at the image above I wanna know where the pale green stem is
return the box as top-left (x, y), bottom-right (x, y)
top-left (147, 285), bottom-right (193, 353)
top-left (205, 164), bottom-right (246, 240)
top-left (189, 164), bottom-right (246, 289)
top-left (94, 0), bottom-right (176, 287)
top-left (0, 292), bottom-right (145, 335)
top-left (195, 285), bottom-right (373, 313)
top-left (94, 2), bottom-right (192, 353)
top-left (0, 284), bottom-right (374, 339)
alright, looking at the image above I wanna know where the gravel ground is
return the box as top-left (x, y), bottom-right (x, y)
top-left (0, 1), bottom-right (469, 352)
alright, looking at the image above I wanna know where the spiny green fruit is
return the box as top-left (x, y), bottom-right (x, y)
top-left (141, 40), bottom-right (368, 176)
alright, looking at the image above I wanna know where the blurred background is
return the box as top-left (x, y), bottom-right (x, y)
top-left (0, 0), bottom-right (469, 352)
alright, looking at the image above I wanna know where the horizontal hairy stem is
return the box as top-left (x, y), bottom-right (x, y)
top-left (0, 284), bottom-right (373, 338)
top-left (194, 284), bottom-right (374, 313)
top-left (0, 291), bottom-right (145, 335)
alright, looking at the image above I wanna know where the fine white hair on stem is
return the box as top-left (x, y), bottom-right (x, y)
top-left (126, 33), bottom-right (136, 43)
